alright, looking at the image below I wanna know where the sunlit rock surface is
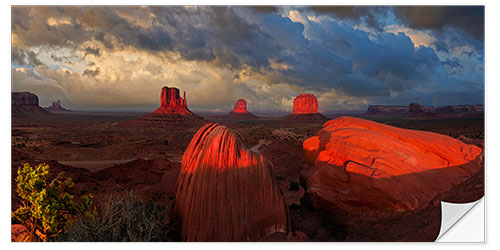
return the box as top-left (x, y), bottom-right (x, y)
top-left (126, 86), bottom-right (205, 126)
top-left (227, 99), bottom-right (258, 119)
top-left (283, 94), bottom-right (327, 122)
top-left (174, 123), bottom-right (289, 241)
top-left (302, 116), bottom-right (482, 219)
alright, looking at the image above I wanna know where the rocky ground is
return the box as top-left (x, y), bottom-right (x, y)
top-left (11, 112), bottom-right (484, 242)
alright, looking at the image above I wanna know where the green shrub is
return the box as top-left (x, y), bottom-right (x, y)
top-left (58, 192), bottom-right (177, 242)
top-left (12, 163), bottom-right (95, 242)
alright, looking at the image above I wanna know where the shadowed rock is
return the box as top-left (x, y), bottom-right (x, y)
top-left (302, 116), bottom-right (483, 222)
top-left (44, 100), bottom-right (71, 112)
top-left (174, 123), bottom-right (289, 241)
top-left (12, 92), bottom-right (51, 116)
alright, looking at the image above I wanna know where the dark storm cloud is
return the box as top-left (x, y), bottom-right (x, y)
top-left (303, 18), bottom-right (442, 93)
top-left (309, 6), bottom-right (388, 30)
top-left (247, 6), bottom-right (279, 13)
top-left (11, 47), bottom-right (43, 67)
top-left (11, 6), bottom-right (484, 108)
top-left (393, 6), bottom-right (484, 40)
top-left (83, 46), bottom-right (101, 57)
top-left (82, 67), bottom-right (100, 77)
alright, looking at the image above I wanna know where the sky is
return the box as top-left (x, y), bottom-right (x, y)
top-left (11, 6), bottom-right (484, 112)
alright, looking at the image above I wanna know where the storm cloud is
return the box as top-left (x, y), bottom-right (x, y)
top-left (11, 6), bottom-right (484, 111)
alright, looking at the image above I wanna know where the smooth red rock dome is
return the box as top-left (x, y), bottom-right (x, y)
top-left (174, 123), bottom-right (289, 241)
top-left (292, 94), bottom-right (318, 114)
top-left (302, 116), bottom-right (482, 219)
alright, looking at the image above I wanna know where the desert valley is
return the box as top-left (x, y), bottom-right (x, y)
top-left (11, 87), bottom-right (484, 241)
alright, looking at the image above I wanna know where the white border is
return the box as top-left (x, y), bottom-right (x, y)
top-left (2, 1), bottom-right (497, 249)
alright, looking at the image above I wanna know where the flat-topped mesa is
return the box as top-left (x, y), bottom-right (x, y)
top-left (231, 99), bottom-right (249, 114)
top-left (45, 100), bottom-right (71, 112)
top-left (153, 87), bottom-right (191, 115)
top-left (12, 92), bottom-right (51, 116)
top-left (12, 92), bottom-right (39, 106)
top-left (283, 94), bottom-right (327, 122)
top-left (174, 123), bottom-right (289, 241)
top-left (292, 94), bottom-right (318, 114)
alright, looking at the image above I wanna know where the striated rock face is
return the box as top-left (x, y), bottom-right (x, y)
top-left (292, 94), bottom-right (318, 114)
top-left (12, 92), bottom-right (51, 116)
top-left (302, 116), bottom-right (482, 221)
top-left (227, 99), bottom-right (259, 119)
top-left (45, 100), bottom-right (71, 112)
top-left (125, 86), bottom-right (205, 126)
top-left (12, 92), bottom-right (39, 106)
top-left (174, 123), bottom-right (289, 241)
top-left (283, 94), bottom-right (327, 122)
top-left (153, 87), bottom-right (190, 115)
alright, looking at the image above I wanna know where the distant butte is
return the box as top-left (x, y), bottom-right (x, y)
top-left (225, 99), bottom-right (259, 119)
top-left (44, 100), bottom-right (71, 112)
top-left (283, 94), bottom-right (327, 122)
top-left (125, 86), bottom-right (206, 127)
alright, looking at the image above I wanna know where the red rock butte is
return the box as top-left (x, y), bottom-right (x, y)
top-left (283, 94), bottom-right (327, 122)
top-left (125, 86), bottom-right (205, 126)
top-left (174, 123), bottom-right (289, 241)
top-left (232, 99), bottom-right (248, 113)
top-left (226, 99), bottom-right (258, 119)
top-left (44, 100), bottom-right (71, 112)
top-left (302, 116), bottom-right (483, 221)
top-left (292, 94), bottom-right (318, 114)
top-left (152, 87), bottom-right (190, 115)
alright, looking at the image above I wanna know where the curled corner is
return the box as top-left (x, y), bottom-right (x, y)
top-left (436, 197), bottom-right (484, 242)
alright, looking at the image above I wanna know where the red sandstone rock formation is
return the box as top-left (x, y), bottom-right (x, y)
top-left (283, 94), bottom-right (327, 122)
top-left (292, 94), bottom-right (318, 114)
top-left (125, 86), bottom-right (205, 126)
top-left (226, 99), bottom-right (258, 119)
top-left (174, 123), bottom-right (289, 241)
top-left (45, 100), bottom-right (71, 112)
top-left (302, 116), bottom-right (482, 221)
top-left (153, 87), bottom-right (190, 115)
top-left (11, 92), bottom-right (51, 116)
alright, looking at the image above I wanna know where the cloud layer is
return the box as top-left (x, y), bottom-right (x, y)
top-left (11, 6), bottom-right (484, 111)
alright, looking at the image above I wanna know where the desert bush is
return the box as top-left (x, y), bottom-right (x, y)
top-left (58, 192), bottom-right (176, 242)
top-left (289, 180), bottom-right (300, 191)
top-left (12, 163), bottom-right (95, 242)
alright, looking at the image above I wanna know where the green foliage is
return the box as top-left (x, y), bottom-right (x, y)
top-left (58, 192), bottom-right (177, 242)
top-left (12, 163), bottom-right (95, 241)
top-left (289, 180), bottom-right (300, 191)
